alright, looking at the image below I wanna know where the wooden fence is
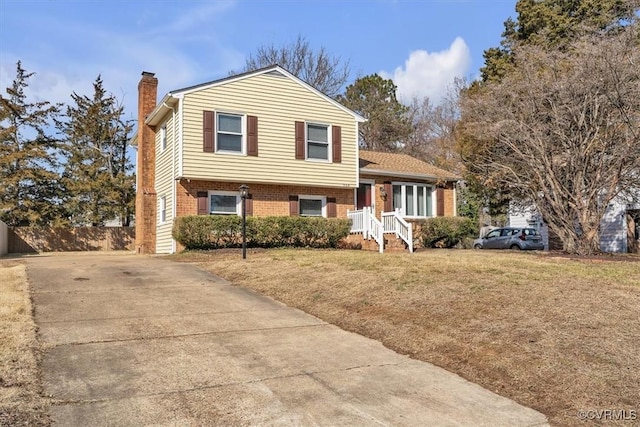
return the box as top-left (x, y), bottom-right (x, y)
top-left (6, 227), bottom-right (135, 254)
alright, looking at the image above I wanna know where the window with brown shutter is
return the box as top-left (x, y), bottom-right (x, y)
top-left (436, 188), bottom-right (445, 216)
top-left (197, 192), bottom-right (209, 215)
top-left (247, 116), bottom-right (258, 156)
top-left (294, 121), bottom-right (305, 159)
top-left (327, 197), bottom-right (337, 218)
top-left (289, 195), bottom-right (299, 216)
top-left (332, 126), bottom-right (341, 163)
top-left (203, 111), bottom-right (215, 152)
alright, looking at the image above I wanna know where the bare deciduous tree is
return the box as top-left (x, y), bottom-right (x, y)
top-left (242, 35), bottom-right (350, 98)
top-left (404, 83), bottom-right (463, 174)
top-left (459, 23), bottom-right (640, 255)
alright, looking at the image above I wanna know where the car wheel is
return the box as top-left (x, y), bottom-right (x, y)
top-left (510, 244), bottom-right (521, 250)
top-left (474, 244), bottom-right (482, 249)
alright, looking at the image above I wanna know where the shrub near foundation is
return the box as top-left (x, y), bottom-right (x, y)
top-left (173, 215), bottom-right (351, 250)
top-left (417, 217), bottom-right (477, 248)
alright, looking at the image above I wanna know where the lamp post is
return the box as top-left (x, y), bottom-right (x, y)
top-left (239, 184), bottom-right (249, 259)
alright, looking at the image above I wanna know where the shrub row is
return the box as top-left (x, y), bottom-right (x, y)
top-left (172, 215), bottom-right (352, 250)
top-left (415, 217), bottom-right (478, 249)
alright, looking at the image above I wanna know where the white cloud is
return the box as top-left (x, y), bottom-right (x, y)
top-left (380, 37), bottom-right (471, 105)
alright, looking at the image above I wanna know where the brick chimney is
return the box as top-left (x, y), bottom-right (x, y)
top-left (135, 71), bottom-right (158, 254)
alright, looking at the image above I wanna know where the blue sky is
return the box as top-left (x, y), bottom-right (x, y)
top-left (0, 0), bottom-right (516, 122)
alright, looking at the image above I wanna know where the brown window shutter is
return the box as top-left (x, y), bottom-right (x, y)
top-left (332, 126), bottom-right (341, 163)
top-left (289, 195), bottom-right (299, 216)
top-left (197, 191), bottom-right (209, 215)
top-left (436, 188), bottom-right (445, 216)
top-left (383, 181), bottom-right (393, 212)
top-left (247, 115), bottom-right (258, 156)
top-left (203, 110), bottom-right (215, 152)
top-left (327, 197), bottom-right (337, 218)
top-left (245, 194), bottom-right (253, 216)
top-left (295, 121), bottom-right (305, 160)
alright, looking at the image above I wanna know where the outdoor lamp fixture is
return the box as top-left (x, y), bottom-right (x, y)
top-left (239, 184), bottom-right (249, 259)
top-left (379, 185), bottom-right (387, 200)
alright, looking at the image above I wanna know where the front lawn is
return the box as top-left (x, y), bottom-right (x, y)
top-left (0, 261), bottom-right (49, 426)
top-left (172, 249), bottom-right (640, 427)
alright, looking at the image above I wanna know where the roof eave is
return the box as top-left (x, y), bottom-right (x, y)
top-left (145, 94), bottom-right (179, 126)
top-left (129, 131), bottom-right (138, 148)
top-left (360, 168), bottom-right (459, 182)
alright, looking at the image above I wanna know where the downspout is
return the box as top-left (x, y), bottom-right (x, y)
top-left (453, 181), bottom-right (458, 217)
top-left (163, 101), bottom-right (177, 254)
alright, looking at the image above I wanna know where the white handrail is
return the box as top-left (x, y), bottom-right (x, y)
top-left (369, 212), bottom-right (384, 253)
top-left (380, 209), bottom-right (414, 253)
top-left (348, 207), bottom-right (384, 252)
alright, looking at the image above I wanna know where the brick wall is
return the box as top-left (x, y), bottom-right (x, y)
top-left (176, 179), bottom-right (355, 218)
top-left (135, 72), bottom-right (158, 254)
top-left (443, 182), bottom-right (455, 217)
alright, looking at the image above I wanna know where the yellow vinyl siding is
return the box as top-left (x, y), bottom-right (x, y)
top-left (181, 73), bottom-right (358, 188)
top-left (155, 115), bottom-right (175, 254)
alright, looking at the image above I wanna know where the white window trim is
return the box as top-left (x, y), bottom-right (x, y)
top-left (305, 122), bottom-right (331, 162)
top-left (299, 194), bottom-right (327, 217)
top-left (159, 196), bottom-right (167, 224)
top-left (160, 124), bottom-right (167, 152)
top-left (207, 190), bottom-right (241, 216)
top-left (392, 182), bottom-right (435, 219)
top-left (215, 112), bottom-right (246, 155)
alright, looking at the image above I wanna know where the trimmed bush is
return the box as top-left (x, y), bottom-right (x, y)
top-left (416, 217), bottom-right (478, 248)
top-left (172, 215), bottom-right (351, 250)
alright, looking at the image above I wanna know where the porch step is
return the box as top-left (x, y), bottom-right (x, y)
top-left (384, 235), bottom-right (410, 252)
top-left (344, 233), bottom-right (412, 253)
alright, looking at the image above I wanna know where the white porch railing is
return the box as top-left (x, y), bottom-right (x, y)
top-left (348, 207), bottom-right (414, 253)
top-left (381, 209), bottom-right (414, 253)
top-left (347, 207), bottom-right (384, 253)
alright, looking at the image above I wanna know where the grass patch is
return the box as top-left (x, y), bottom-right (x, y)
top-left (0, 261), bottom-right (49, 426)
top-left (172, 249), bottom-right (640, 427)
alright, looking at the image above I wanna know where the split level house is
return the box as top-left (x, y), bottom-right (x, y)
top-left (131, 65), bottom-right (459, 254)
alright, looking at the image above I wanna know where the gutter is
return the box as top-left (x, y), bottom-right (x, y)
top-left (359, 168), bottom-right (460, 182)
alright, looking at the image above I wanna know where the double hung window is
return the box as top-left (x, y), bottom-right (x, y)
top-left (217, 113), bottom-right (243, 153)
top-left (306, 123), bottom-right (329, 160)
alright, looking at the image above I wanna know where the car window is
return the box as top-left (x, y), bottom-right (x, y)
top-left (524, 228), bottom-right (538, 236)
top-left (501, 229), bottom-right (513, 237)
top-left (509, 229), bottom-right (521, 236)
top-left (485, 230), bottom-right (501, 238)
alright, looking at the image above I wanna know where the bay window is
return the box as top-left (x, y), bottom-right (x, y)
top-left (392, 183), bottom-right (433, 217)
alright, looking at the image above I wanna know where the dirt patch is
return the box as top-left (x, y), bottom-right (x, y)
top-left (171, 249), bottom-right (640, 427)
top-left (0, 261), bottom-right (50, 426)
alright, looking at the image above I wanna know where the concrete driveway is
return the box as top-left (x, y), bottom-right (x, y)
top-left (28, 253), bottom-right (548, 426)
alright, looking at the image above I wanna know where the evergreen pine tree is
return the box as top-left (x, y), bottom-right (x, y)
top-left (0, 61), bottom-right (63, 226)
top-left (58, 76), bottom-right (135, 226)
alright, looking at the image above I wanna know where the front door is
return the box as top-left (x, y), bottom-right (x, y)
top-left (357, 183), bottom-right (372, 210)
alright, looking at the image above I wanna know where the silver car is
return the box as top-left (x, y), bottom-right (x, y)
top-left (473, 227), bottom-right (544, 250)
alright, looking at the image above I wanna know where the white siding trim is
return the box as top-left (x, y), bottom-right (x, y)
top-left (177, 96), bottom-right (184, 177)
top-left (354, 122), bottom-right (360, 187)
